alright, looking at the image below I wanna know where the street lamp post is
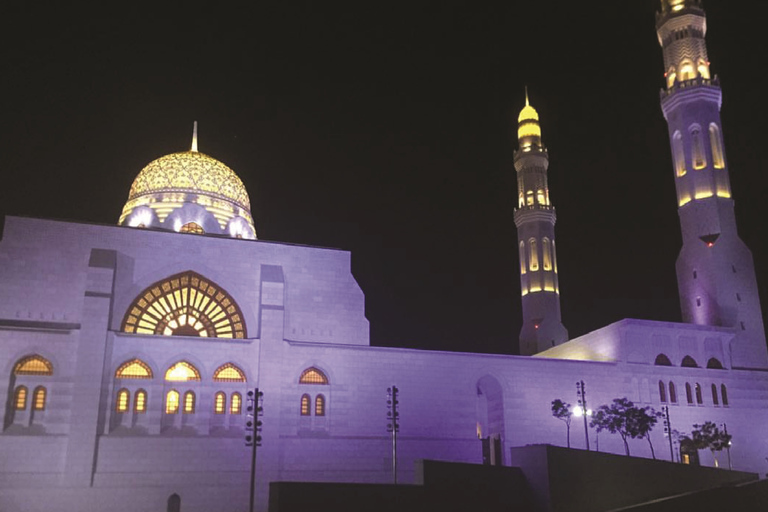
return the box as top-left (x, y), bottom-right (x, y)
top-left (386, 386), bottom-right (400, 484)
top-left (576, 381), bottom-right (590, 451)
top-left (245, 388), bottom-right (264, 512)
top-left (723, 423), bottom-right (732, 470)
top-left (662, 405), bottom-right (674, 463)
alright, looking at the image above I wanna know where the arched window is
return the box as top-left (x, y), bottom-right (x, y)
top-left (230, 393), bottom-right (242, 414)
top-left (121, 271), bottom-right (246, 339)
top-left (213, 363), bottom-right (246, 382)
top-left (528, 238), bottom-right (539, 271)
top-left (180, 222), bottom-right (204, 234)
top-left (697, 59), bottom-right (710, 79)
top-left (14, 355), bottom-right (53, 375)
top-left (669, 382), bottom-right (677, 403)
top-left (115, 359), bottom-right (153, 379)
top-left (315, 395), bottom-right (326, 416)
top-left (685, 383), bottom-right (693, 404)
top-left (690, 125), bottom-right (706, 170)
top-left (167, 493), bottom-right (181, 512)
top-left (552, 241), bottom-right (558, 273)
top-left (709, 123), bottom-right (724, 169)
top-left (655, 354), bottom-right (673, 366)
top-left (134, 390), bottom-right (147, 413)
top-left (695, 383), bottom-right (703, 405)
top-left (183, 391), bottom-right (196, 414)
top-left (536, 189), bottom-right (546, 205)
top-left (299, 368), bottom-right (329, 385)
top-left (721, 384), bottom-right (728, 406)
top-left (14, 386), bottom-right (27, 410)
top-left (672, 131), bottom-right (686, 177)
top-left (116, 388), bottom-right (130, 412)
top-left (666, 66), bottom-right (677, 88)
top-left (33, 386), bottom-right (46, 411)
top-left (706, 357), bottom-right (724, 369)
top-left (300, 394), bottom-right (311, 416)
top-left (519, 242), bottom-right (526, 275)
top-left (214, 392), bottom-right (226, 414)
top-left (542, 238), bottom-right (552, 271)
top-left (659, 381), bottom-right (667, 403)
top-left (165, 361), bottom-right (201, 382)
top-left (681, 355), bottom-right (698, 368)
top-left (680, 60), bottom-right (695, 81)
top-left (166, 390), bottom-right (180, 414)
top-left (711, 384), bottom-right (719, 405)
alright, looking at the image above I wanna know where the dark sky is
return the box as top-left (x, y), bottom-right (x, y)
top-left (3, 1), bottom-right (768, 354)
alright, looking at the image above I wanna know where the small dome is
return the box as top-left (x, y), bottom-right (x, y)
top-left (517, 104), bottom-right (539, 124)
top-left (128, 151), bottom-right (251, 211)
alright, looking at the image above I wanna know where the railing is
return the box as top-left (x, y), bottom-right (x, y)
top-left (660, 76), bottom-right (720, 99)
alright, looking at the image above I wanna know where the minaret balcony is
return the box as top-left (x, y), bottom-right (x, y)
top-left (660, 75), bottom-right (719, 99)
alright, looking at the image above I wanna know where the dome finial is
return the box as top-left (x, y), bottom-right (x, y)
top-left (525, 86), bottom-right (529, 107)
top-left (191, 121), bottom-right (198, 152)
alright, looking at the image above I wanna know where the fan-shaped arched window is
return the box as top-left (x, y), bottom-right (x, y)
top-left (165, 361), bottom-right (201, 382)
top-left (134, 390), bottom-right (147, 413)
top-left (14, 386), bottom-right (27, 410)
top-left (655, 354), bottom-right (672, 366)
top-left (299, 368), bottom-right (329, 385)
top-left (300, 394), bottom-right (311, 416)
top-left (180, 222), bottom-right (204, 234)
top-left (706, 357), bottom-right (724, 369)
top-left (214, 392), bottom-right (226, 414)
top-left (121, 271), bottom-right (246, 339)
top-left (230, 393), bottom-right (242, 415)
top-left (116, 389), bottom-right (130, 412)
top-left (659, 381), bottom-right (667, 403)
top-left (14, 355), bottom-right (53, 375)
top-left (115, 359), bottom-right (153, 379)
top-left (669, 382), bottom-right (677, 403)
top-left (681, 355), bottom-right (698, 368)
top-left (213, 363), bottom-right (246, 382)
top-left (315, 395), bottom-right (326, 416)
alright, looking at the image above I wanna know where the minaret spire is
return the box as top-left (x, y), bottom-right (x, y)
top-left (657, 2), bottom-right (768, 368)
top-left (513, 91), bottom-right (568, 355)
top-left (191, 121), bottom-right (198, 152)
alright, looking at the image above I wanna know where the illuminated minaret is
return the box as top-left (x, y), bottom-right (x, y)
top-left (657, 0), bottom-right (768, 368)
top-left (514, 92), bottom-right (568, 355)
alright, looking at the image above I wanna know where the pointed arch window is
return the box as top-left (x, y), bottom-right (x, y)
top-left (183, 391), bottom-right (196, 414)
top-left (315, 395), bottom-right (326, 416)
top-left (542, 238), bottom-right (552, 271)
top-left (214, 392), bottom-right (226, 414)
top-left (669, 382), bottom-right (677, 404)
top-left (697, 59), bottom-right (710, 79)
top-left (121, 271), bottom-right (246, 339)
top-left (300, 394), bottom-right (311, 416)
top-left (709, 123), bottom-right (725, 169)
top-left (552, 241), bottom-right (558, 273)
top-left (666, 66), bottom-right (677, 88)
top-left (519, 241), bottom-right (526, 275)
top-left (694, 383), bottom-right (703, 405)
top-left (706, 357), bottom-right (724, 369)
top-left (116, 359), bottom-right (153, 379)
top-left (685, 383), bottom-right (693, 404)
top-left (33, 386), bottom-right (47, 411)
top-left (116, 388), bottom-right (130, 412)
top-left (14, 355), bottom-right (53, 376)
top-left (134, 390), bottom-right (147, 413)
top-left (680, 60), bottom-right (695, 81)
top-left (165, 361), bottom-right (201, 382)
top-left (690, 125), bottom-right (706, 170)
top-left (659, 381), bottom-right (667, 403)
top-left (711, 384), bottom-right (719, 405)
top-left (528, 238), bottom-right (539, 271)
top-left (721, 384), bottom-right (728, 406)
top-left (672, 131), bottom-right (686, 177)
top-left (14, 386), bottom-right (28, 410)
top-left (166, 390), bottom-right (180, 414)
top-left (213, 363), bottom-right (246, 382)
top-left (681, 355), bottom-right (698, 368)
top-left (655, 354), bottom-right (672, 366)
top-left (299, 368), bottom-right (329, 385)
top-left (230, 393), bottom-right (242, 415)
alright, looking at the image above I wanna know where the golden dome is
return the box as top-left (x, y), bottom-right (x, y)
top-left (128, 151), bottom-right (251, 211)
top-left (517, 104), bottom-right (539, 124)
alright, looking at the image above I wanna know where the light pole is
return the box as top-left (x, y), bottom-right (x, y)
top-left (245, 388), bottom-right (264, 512)
top-left (662, 405), bottom-right (674, 463)
top-left (723, 423), bottom-right (732, 470)
top-left (576, 381), bottom-right (590, 451)
top-left (386, 386), bottom-right (400, 484)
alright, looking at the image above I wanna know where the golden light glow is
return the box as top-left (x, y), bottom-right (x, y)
top-left (180, 222), bottom-right (204, 234)
top-left (673, 4), bottom-right (684, 11)
top-left (166, 390), bottom-right (179, 414)
top-left (301, 394), bottom-right (311, 415)
top-left (517, 95), bottom-right (542, 141)
top-left (165, 361), bottom-right (201, 382)
top-left (521, 288), bottom-right (529, 297)
top-left (213, 363), bottom-right (246, 382)
top-left (117, 389), bottom-right (130, 412)
top-left (716, 189), bottom-right (731, 198)
top-left (128, 151), bottom-right (251, 211)
top-left (518, 122), bottom-right (541, 140)
top-left (116, 359), bottom-right (153, 379)
top-left (679, 194), bottom-right (692, 207)
top-left (315, 394), bottom-right (326, 416)
top-left (299, 368), bottom-right (329, 385)
top-left (529, 238), bottom-right (539, 271)
top-left (14, 355), bottom-right (53, 376)
top-left (542, 238), bottom-right (552, 271)
top-left (230, 393), bottom-right (242, 415)
top-left (121, 271), bottom-right (246, 339)
top-left (14, 386), bottom-right (27, 410)
top-left (134, 390), bottom-right (147, 413)
top-left (215, 392), bottom-right (226, 414)
top-left (695, 190), bottom-right (714, 200)
top-left (33, 387), bottom-right (46, 410)
top-left (183, 391), bottom-right (195, 414)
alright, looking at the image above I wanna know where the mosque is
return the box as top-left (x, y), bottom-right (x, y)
top-left (1, 1), bottom-right (767, 511)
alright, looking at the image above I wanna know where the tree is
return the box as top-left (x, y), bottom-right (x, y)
top-left (551, 399), bottom-right (573, 448)
top-left (691, 421), bottom-right (732, 468)
top-left (589, 398), bottom-right (659, 457)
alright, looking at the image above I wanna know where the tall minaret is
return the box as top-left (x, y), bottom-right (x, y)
top-left (657, 0), bottom-right (768, 368)
top-left (514, 92), bottom-right (568, 355)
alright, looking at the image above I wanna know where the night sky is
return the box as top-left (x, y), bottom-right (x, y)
top-left (3, 2), bottom-right (768, 355)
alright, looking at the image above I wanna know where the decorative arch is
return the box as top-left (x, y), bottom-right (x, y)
top-left (213, 363), bottom-right (246, 382)
top-left (116, 359), bottom-right (153, 379)
top-left (709, 123), bottom-right (725, 168)
top-left (180, 222), bottom-right (204, 234)
top-left (121, 271), bottom-right (246, 339)
top-left (299, 367), bottom-right (329, 385)
top-left (165, 361), bottom-right (201, 382)
top-left (681, 355), bottom-right (698, 368)
top-left (13, 355), bottom-right (53, 375)
top-left (654, 354), bottom-right (672, 366)
top-left (706, 357), bottom-right (724, 369)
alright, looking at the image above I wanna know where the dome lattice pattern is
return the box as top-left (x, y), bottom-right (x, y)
top-left (128, 151), bottom-right (251, 211)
